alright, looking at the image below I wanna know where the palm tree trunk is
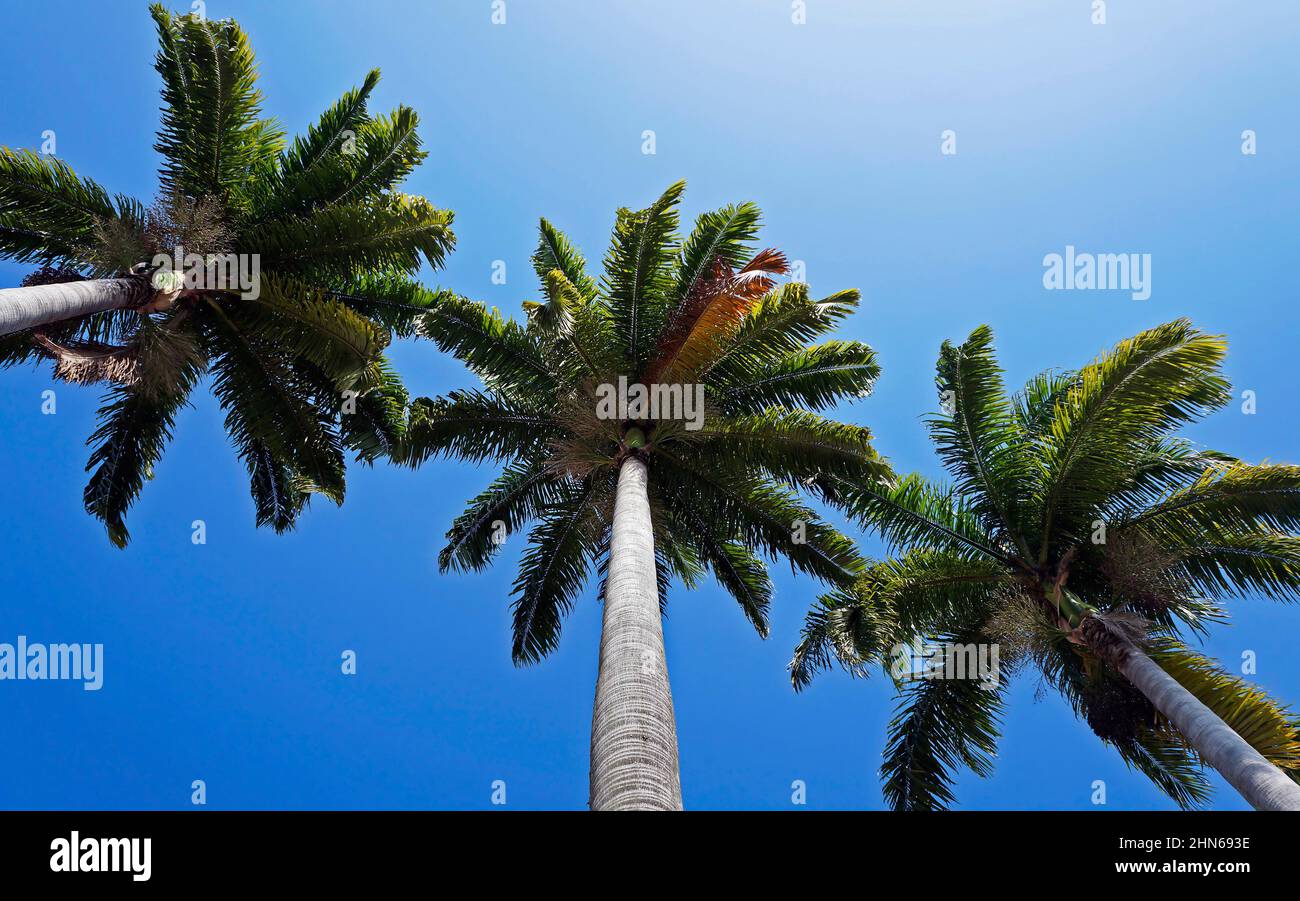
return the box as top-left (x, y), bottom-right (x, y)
top-left (1113, 638), bottom-right (1300, 811)
top-left (589, 455), bottom-right (684, 810)
top-left (0, 278), bottom-right (149, 337)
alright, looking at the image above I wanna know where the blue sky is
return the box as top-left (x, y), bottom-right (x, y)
top-left (1, 0), bottom-right (1297, 810)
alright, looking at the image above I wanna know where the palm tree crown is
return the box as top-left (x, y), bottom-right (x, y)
top-left (793, 320), bottom-right (1300, 810)
top-left (0, 5), bottom-right (454, 546)
top-left (403, 180), bottom-right (885, 663)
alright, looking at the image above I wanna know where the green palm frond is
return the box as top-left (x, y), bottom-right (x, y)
top-left (1129, 461), bottom-right (1300, 535)
top-left (1114, 730), bottom-right (1214, 810)
top-left (233, 275), bottom-right (387, 387)
top-left (1036, 319), bottom-right (1231, 556)
top-left (341, 356), bottom-right (409, 462)
top-left (439, 458), bottom-right (564, 574)
top-left (1159, 526), bottom-right (1300, 602)
top-left (415, 294), bottom-right (556, 398)
top-left (655, 451), bottom-right (864, 587)
top-left (327, 272), bottom-right (449, 339)
top-left (673, 201), bottom-right (762, 308)
top-left (532, 218), bottom-right (598, 300)
top-left (247, 193), bottom-right (453, 280)
top-left (881, 629), bottom-right (1006, 811)
top-left (715, 340), bottom-right (879, 414)
top-left (790, 588), bottom-right (898, 690)
top-left (404, 390), bottom-right (558, 467)
top-left (858, 551), bottom-right (1011, 637)
top-left (1011, 368), bottom-right (1077, 435)
top-left (830, 472), bottom-right (1012, 564)
top-left (150, 4), bottom-right (283, 204)
top-left (602, 181), bottom-right (684, 373)
top-left (317, 106), bottom-right (426, 207)
top-left (931, 325), bottom-right (1033, 547)
top-left (0, 148), bottom-right (137, 267)
top-left (251, 68), bottom-right (381, 218)
top-left (661, 496), bottom-right (773, 637)
top-left (527, 268), bottom-right (620, 380)
top-left (705, 283), bottom-right (860, 381)
top-left (511, 476), bottom-right (608, 664)
top-left (1103, 437), bottom-right (1240, 519)
top-left (205, 306), bottom-right (346, 506)
top-left (693, 408), bottom-right (887, 490)
top-left (82, 363), bottom-right (200, 548)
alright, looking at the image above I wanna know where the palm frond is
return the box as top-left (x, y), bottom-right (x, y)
top-left (251, 68), bottom-right (381, 218)
top-left (673, 201), bottom-right (762, 308)
top-left (247, 193), bottom-right (453, 280)
top-left (645, 248), bottom-right (787, 383)
top-left (0, 148), bottom-right (136, 267)
top-left (829, 472), bottom-right (1012, 564)
top-left (82, 360), bottom-right (200, 547)
top-left (439, 457), bottom-right (564, 573)
top-left (150, 4), bottom-right (283, 203)
top-left (790, 588), bottom-right (898, 690)
top-left (930, 325), bottom-right (1033, 547)
top-left (403, 389), bottom-right (557, 467)
top-left (205, 303), bottom-right (346, 506)
top-left (715, 340), bottom-right (880, 414)
top-left (532, 218), bottom-right (598, 300)
top-left (662, 502), bottom-right (773, 636)
top-left (704, 283), bottom-right (859, 381)
top-left (602, 181), bottom-right (684, 373)
top-left (881, 627), bottom-right (1006, 811)
top-left (654, 452), bottom-right (865, 587)
top-left (233, 275), bottom-right (388, 387)
top-left (692, 408), bottom-right (888, 491)
top-left (414, 294), bottom-right (555, 398)
top-left (1129, 461), bottom-right (1300, 535)
top-left (511, 476), bottom-right (607, 664)
top-left (1036, 319), bottom-right (1231, 556)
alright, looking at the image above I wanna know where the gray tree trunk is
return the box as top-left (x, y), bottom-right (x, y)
top-left (589, 456), bottom-right (684, 810)
top-left (1114, 640), bottom-right (1300, 811)
top-left (0, 278), bottom-right (146, 336)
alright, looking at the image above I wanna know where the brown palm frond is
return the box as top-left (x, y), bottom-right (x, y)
top-left (644, 248), bottom-right (788, 383)
top-left (32, 332), bottom-right (139, 386)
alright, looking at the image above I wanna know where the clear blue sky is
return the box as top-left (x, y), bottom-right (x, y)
top-left (1, 1), bottom-right (1297, 810)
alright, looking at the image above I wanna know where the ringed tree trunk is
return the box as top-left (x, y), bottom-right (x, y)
top-left (589, 455), bottom-right (684, 810)
top-left (0, 278), bottom-right (151, 337)
top-left (1097, 629), bottom-right (1300, 811)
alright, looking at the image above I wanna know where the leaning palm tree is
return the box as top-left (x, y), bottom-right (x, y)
top-left (401, 181), bottom-right (885, 809)
top-left (0, 5), bottom-right (453, 545)
top-left (793, 320), bottom-right (1300, 811)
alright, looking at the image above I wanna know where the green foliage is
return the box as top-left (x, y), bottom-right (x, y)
top-left (798, 320), bottom-right (1300, 809)
top-left (881, 628), bottom-right (1006, 812)
top-left (0, 148), bottom-right (137, 265)
top-left (150, 4), bottom-right (284, 205)
top-left (404, 183), bottom-right (880, 664)
top-left (1, 6), bottom-right (454, 545)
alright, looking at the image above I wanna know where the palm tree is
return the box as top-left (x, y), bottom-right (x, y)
top-left (400, 181), bottom-right (885, 809)
top-left (792, 320), bottom-right (1300, 811)
top-left (0, 5), bottom-right (454, 546)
